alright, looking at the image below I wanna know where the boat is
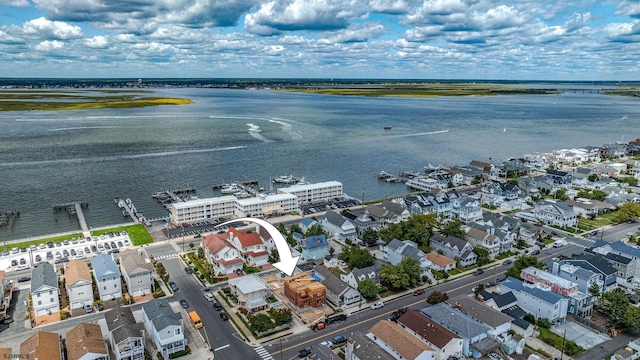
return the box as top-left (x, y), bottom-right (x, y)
top-left (384, 125), bottom-right (392, 130)
top-left (233, 191), bottom-right (251, 198)
top-left (272, 175), bottom-right (299, 184)
top-left (122, 210), bottom-right (128, 217)
top-left (622, 115), bottom-right (629, 120)
top-left (221, 184), bottom-right (240, 194)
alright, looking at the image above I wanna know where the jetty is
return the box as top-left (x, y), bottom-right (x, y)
top-left (53, 202), bottom-right (89, 232)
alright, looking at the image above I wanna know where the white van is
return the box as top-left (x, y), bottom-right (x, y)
top-left (553, 240), bottom-right (563, 248)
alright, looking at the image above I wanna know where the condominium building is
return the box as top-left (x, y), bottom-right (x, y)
top-left (277, 181), bottom-right (343, 203)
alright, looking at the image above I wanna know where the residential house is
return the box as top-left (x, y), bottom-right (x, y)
top-left (225, 227), bottom-right (269, 266)
top-left (465, 227), bottom-right (501, 258)
top-left (566, 199), bottom-right (601, 218)
top-left (552, 262), bottom-right (602, 295)
top-left (202, 232), bottom-right (243, 276)
top-left (322, 210), bottom-right (357, 241)
top-left (142, 298), bottom-right (186, 359)
top-left (105, 301), bottom-right (145, 360)
top-left (501, 304), bottom-right (535, 338)
top-left (502, 158), bottom-right (535, 175)
top-left (66, 323), bottom-right (109, 360)
top-left (312, 265), bottom-right (362, 308)
top-left (228, 274), bottom-right (273, 313)
top-left (299, 217), bottom-right (320, 233)
top-left (119, 250), bottom-right (154, 297)
top-left (603, 252), bottom-right (636, 282)
top-left (344, 331), bottom-right (395, 360)
top-left (426, 252), bottom-right (456, 272)
top-left (340, 266), bottom-right (380, 289)
top-left (518, 222), bottom-right (549, 246)
top-left (343, 210), bottom-right (380, 232)
top-left (520, 267), bottom-right (593, 317)
top-left (0, 270), bottom-right (12, 321)
top-left (300, 235), bottom-right (330, 261)
top-left (19, 331), bottom-right (62, 360)
top-left (383, 239), bottom-right (433, 276)
top-left (381, 200), bottom-right (411, 221)
top-left (469, 160), bottom-right (495, 177)
top-left (366, 202), bottom-right (408, 225)
top-left (451, 197), bottom-right (483, 223)
top-left (31, 262), bottom-right (59, 318)
top-left (563, 253), bottom-right (618, 292)
top-left (429, 234), bottom-right (477, 266)
top-left (91, 253), bottom-right (122, 301)
top-left (573, 167), bottom-right (594, 187)
top-left (446, 295), bottom-right (513, 337)
top-left (283, 272), bottom-right (326, 311)
top-left (482, 180), bottom-right (520, 201)
top-left (396, 310), bottom-right (463, 360)
top-left (65, 260), bottom-right (94, 311)
top-left (498, 277), bottom-right (570, 324)
top-left (481, 291), bottom-right (518, 311)
top-left (592, 240), bottom-right (640, 281)
top-left (533, 200), bottom-right (577, 228)
top-left (420, 302), bottom-right (492, 357)
top-left (369, 320), bottom-right (436, 360)
top-left (545, 169), bottom-right (573, 189)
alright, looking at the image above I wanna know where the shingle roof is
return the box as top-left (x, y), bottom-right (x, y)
top-left (605, 240), bottom-right (640, 259)
top-left (512, 317), bottom-right (533, 331)
top-left (228, 227), bottom-right (264, 247)
top-left (426, 252), bottom-right (456, 266)
top-left (325, 210), bottom-right (348, 227)
top-left (349, 332), bottom-right (395, 360)
top-left (105, 301), bottom-right (145, 344)
top-left (369, 320), bottom-right (434, 359)
top-left (91, 253), bottom-right (120, 281)
top-left (491, 292), bottom-right (518, 309)
top-left (381, 200), bottom-right (406, 216)
top-left (429, 233), bottom-right (470, 250)
top-left (30, 262), bottom-right (57, 292)
top-left (142, 298), bottom-right (182, 332)
top-left (302, 235), bottom-right (329, 250)
top-left (119, 249), bottom-right (153, 275)
top-left (351, 266), bottom-right (379, 284)
top-left (605, 252), bottom-right (633, 265)
top-left (564, 253), bottom-right (617, 276)
top-left (502, 305), bottom-right (527, 320)
top-left (313, 265), bottom-right (351, 297)
top-left (387, 238), bottom-right (404, 250)
top-left (500, 277), bottom-right (566, 305)
top-left (420, 302), bottom-right (492, 339)
top-left (65, 260), bottom-right (92, 287)
top-left (445, 295), bottom-right (513, 328)
top-left (19, 331), bottom-right (60, 360)
top-left (202, 232), bottom-right (233, 255)
top-left (66, 323), bottom-right (108, 360)
top-left (300, 217), bottom-right (316, 227)
top-left (397, 310), bottom-right (460, 349)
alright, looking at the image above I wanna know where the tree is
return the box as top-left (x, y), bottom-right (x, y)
top-left (328, 246), bottom-right (335, 255)
top-left (277, 223), bottom-right (287, 236)
top-left (378, 214), bottom-right (437, 246)
top-left (361, 228), bottom-right (379, 247)
top-left (440, 220), bottom-right (466, 238)
top-left (555, 188), bottom-right (569, 201)
top-left (306, 225), bottom-right (327, 237)
top-left (625, 305), bottom-right (640, 330)
top-left (289, 224), bottom-right (302, 234)
top-left (588, 283), bottom-right (601, 298)
top-left (426, 291), bottom-right (449, 304)
top-left (357, 279), bottom-right (379, 299)
top-left (473, 284), bottom-right (485, 297)
top-left (597, 289), bottom-right (630, 328)
top-left (505, 255), bottom-right (546, 280)
top-left (267, 308), bottom-right (293, 326)
top-left (473, 247), bottom-right (490, 266)
top-left (380, 264), bottom-right (410, 290)
top-left (615, 202), bottom-right (640, 223)
top-left (536, 317), bottom-right (551, 329)
top-left (339, 247), bottom-right (374, 269)
top-left (398, 257), bottom-right (422, 287)
top-left (249, 313), bottom-right (275, 333)
top-left (588, 173), bottom-right (599, 182)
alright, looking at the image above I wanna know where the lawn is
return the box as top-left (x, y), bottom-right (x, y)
top-left (91, 224), bottom-right (153, 245)
top-left (538, 327), bottom-right (586, 357)
top-left (577, 216), bottom-right (614, 230)
top-left (0, 232), bottom-right (84, 253)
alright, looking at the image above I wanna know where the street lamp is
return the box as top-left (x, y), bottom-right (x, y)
top-left (181, 226), bottom-right (185, 253)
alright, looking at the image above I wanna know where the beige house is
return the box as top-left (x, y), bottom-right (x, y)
top-left (20, 331), bottom-right (62, 360)
top-left (119, 250), bottom-right (155, 297)
top-left (66, 323), bottom-right (109, 360)
top-left (65, 260), bottom-right (94, 311)
top-left (427, 252), bottom-right (456, 272)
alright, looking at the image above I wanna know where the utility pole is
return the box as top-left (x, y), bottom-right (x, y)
top-left (559, 329), bottom-right (566, 360)
top-left (279, 337), bottom-right (283, 360)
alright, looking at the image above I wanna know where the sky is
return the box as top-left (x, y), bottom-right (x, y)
top-left (0, 0), bottom-right (639, 80)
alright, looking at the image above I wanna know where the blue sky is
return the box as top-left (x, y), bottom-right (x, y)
top-left (0, 0), bottom-right (639, 80)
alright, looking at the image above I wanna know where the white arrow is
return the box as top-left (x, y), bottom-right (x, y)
top-left (218, 218), bottom-right (300, 276)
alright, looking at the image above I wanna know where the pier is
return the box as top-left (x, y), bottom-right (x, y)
top-left (212, 180), bottom-right (259, 190)
top-left (152, 188), bottom-right (197, 209)
top-left (115, 197), bottom-right (147, 225)
top-left (53, 202), bottom-right (89, 231)
top-left (0, 209), bottom-right (19, 228)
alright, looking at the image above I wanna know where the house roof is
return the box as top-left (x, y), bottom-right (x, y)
top-left (426, 252), bottom-right (456, 266)
top-left (119, 249), bottom-right (153, 275)
top-left (602, 240), bottom-right (640, 259)
top-left (466, 227), bottom-right (499, 242)
top-left (397, 310), bottom-right (460, 349)
top-left (429, 233), bottom-right (470, 251)
top-left (512, 317), bottom-right (534, 331)
top-left (387, 238), bottom-right (405, 250)
top-left (325, 210), bottom-right (348, 227)
top-left (302, 235), bottom-right (329, 250)
top-left (366, 204), bottom-right (391, 219)
top-left (30, 262), bottom-right (57, 292)
top-left (605, 252), bottom-right (633, 265)
top-left (65, 260), bottom-right (92, 286)
top-left (227, 227), bottom-right (264, 247)
top-left (491, 292), bottom-right (518, 309)
top-left (381, 200), bottom-right (406, 216)
top-left (105, 301), bottom-right (145, 344)
top-left (547, 169), bottom-right (570, 177)
top-left (349, 331), bottom-right (395, 360)
top-left (66, 323), bottom-right (108, 360)
top-left (351, 266), bottom-right (379, 284)
top-left (313, 265), bottom-right (352, 297)
top-left (500, 277), bottom-right (567, 305)
top-left (502, 304), bottom-right (528, 320)
top-left (19, 331), bottom-right (60, 360)
top-left (369, 320), bottom-right (434, 359)
top-left (228, 273), bottom-right (269, 295)
top-left (445, 295), bottom-right (513, 328)
top-left (401, 244), bottom-right (425, 262)
top-left (91, 253), bottom-right (120, 280)
top-left (421, 302), bottom-right (492, 339)
top-left (142, 298), bottom-right (182, 332)
top-left (202, 232), bottom-right (234, 255)
top-left (564, 253), bottom-right (617, 276)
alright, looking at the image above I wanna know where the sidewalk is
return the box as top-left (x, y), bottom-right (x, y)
top-left (526, 337), bottom-right (572, 360)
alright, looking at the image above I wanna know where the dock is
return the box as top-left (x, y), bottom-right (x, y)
top-left (152, 188), bottom-right (197, 208)
top-left (53, 202), bottom-right (89, 231)
top-left (212, 180), bottom-right (259, 190)
top-left (0, 209), bottom-right (19, 228)
top-left (115, 197), bottom-right (147, 225)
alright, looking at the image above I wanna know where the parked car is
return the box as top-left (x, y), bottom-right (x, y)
top-left (298, 346), bottom-right (312, 358)
top-left (17, 276), bottom-right (31, 283)
top-left (184, 267), bottom-right (193, 274)
top-left (473, 269), bottom-right (484, 276)
top-left (16, 264), bottom-right (30, 271)
top-left (204, 293), bottom-right (214, 302)
top-left (413, 289), bottom-right (425, 296)
top-left (213, 302), bottom-right (223, 311)
top-left (169, 281), bottom-right (179, 292)
top-left (219, 312), bottom-right (229, 321)
top-left (179, 299), bottom-right (189, 308)
top-left (503, 259), bottom-right (512, 265)
top-left (531, 249), bottom-right (541, 255)
top-left (332, 335), bottom-right (348, 345)
top-left (496, 275), bottom-right (506, 282)
top-left (488, 352), bottom-right (501, 360)
top-left (84, 304), bottom-right (93, 313)
top-left (35, 254), bottom-right (42, 262)
top-left (62, 249), bottom-right (70, 257)
top-left (371, 301), bottom-right (384, 310)
top-left (485, 281), bottom-right (496, 288)
top-left (70, 249), bottom-right (76, 256)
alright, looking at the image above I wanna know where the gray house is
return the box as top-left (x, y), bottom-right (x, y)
top-left (30, 262), bottom-right (59, 318)
top-left (119, 250), bottom-right (154, 297)
top-left (312, 265), bottom-right (362, 308)
top-left (429, 234), bottom-right (477, 266)
top-left (340, 265), bottom-right (380, 289)
top-left (91, 253), bottom-right (122, 301)
top-left (142, 298), bottom-right (186, 359)
top-left (321, 210), bottom-right (357, 241)
top-left (105, 301), bottom-right (145, 360)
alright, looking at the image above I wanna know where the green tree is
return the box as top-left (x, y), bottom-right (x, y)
top-left (339, 247), bottom-right (374, 269)
top-left (426, 291), bottom-right (449, 304)
top-left (536, 317), bottom-right (551, 329)
top-left (588, 283), bottom-right (601, 298)
top-left (473, 247), bottom-right (490, 266)
top-left (380, 264), bottom-right (410, 290)
top-left (505, 255), bottom-right (546, 280)
top-left (555, 188), bottom-right (569, 201)
top-left (615, 202), bottom-right (640, 223)
top-left (289, 224), bottom-right (302, 234)
top-left (361, 228), bottom-right (379, 247)
top-left (249, 313), bottom-right (275, 333)
top-left (588, 173), bottom-right (599, 182)
top-left (328, 246), bottom-right (335, 255)
top-left (597, 289), bottom-right (630, 328)
top-left (591, 189), bottom-right (607, 201)
top-left (277, 223), bottom-right (288, 236)
top-left (398, 257), bottom-right (422, 287)
top-left (440, 220), bottom-right (466, 238)
top-left (306, 225), bottom-right (327, 237)
top-left (357, 279), bottom-right (379, 299)
top-left (267, 308), bottom-right (293, 326)
top-left (378, 214), bottom-right (437, 246)
top-left (473, 284), bottom-right (485, 297)
top-left (625, 305), bottom-right (640, 330)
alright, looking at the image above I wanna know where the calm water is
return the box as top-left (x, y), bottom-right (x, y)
top-left (0, 88), bottom-right (637, 241)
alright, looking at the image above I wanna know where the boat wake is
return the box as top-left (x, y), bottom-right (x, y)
top-left (393, 129), bottom-right (449, 138)
top-left (0, 146), bottom-right (248, 168)
top-left (247, 123), bottom-right (275, 143)
top-left (49, 126), bottom-right (121, 132)
top-left (269, 118), bottom-right (302, 140)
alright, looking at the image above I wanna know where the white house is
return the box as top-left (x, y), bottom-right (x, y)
top-left (142, 298), bottom-right (186, 359)
top-left (451, 197), bottom-right (483, 223)
top-left (369, 320), bottom-right (437, 360)
top-left (65, 260), bottom-right (94, 311)
top-left (340, 266), bottom-right (380, 289)
top-left (321, 210), bottom-right (357, 241)
top-left (30, 262), bottom-right (59, 318)
top-left (91, 253), bottom-right (122, 301)
top-left (225, 227), bottom-right (270, 266)
top-left (397, 310), bottom-right (464, 360)
top-left (228, 274), bottom-right (274, 313)
top-left (105, 301), bottom-right (145, 360)
top-left (499, 277), bottom-right (570, 324)
top-left (533, 200), bottom-right (577, 228)
top-left (202, 232), bottom-right (243, 276)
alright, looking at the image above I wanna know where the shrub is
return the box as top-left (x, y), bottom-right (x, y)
top-left (537, 317), bottom-right (551, 329)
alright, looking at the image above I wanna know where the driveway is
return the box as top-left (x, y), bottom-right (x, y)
top-left (550, 321), bottom-right (609, 350)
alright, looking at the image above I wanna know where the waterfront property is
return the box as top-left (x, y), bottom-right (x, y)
top-left (30, 262), bottom-right (59, 319)
top-left (65, 260), bottom-right (94, 312)
top-left (142, 298), bottom-right (186, 359)
top-left (91, 253), bottom-right (122, 301)
top-left (119, 250), bottom-right (155, 298)
top-left (277, 181), bottom-right (343, 203)
top-left (105, 301), bottom-right (145, 360)
top-left (65, 322), bottom-right (109, 360)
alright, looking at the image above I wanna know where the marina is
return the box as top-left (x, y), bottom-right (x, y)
top-left (152, 188), bottom-right (198, 209)
top-left (115, 197), bottom-right (148, 225)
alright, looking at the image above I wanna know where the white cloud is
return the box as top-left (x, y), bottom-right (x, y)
top-left (617, 0), bottom-right (640, 18)
top-left (22, 17), bottom-right (83, 39)
top-left (34, 40), bottom-right (64, 51)
top-left (0, 0), bottom-right (30, 6)
top-left (564, 11), bottom-right (591, 32)
top-left (84, 35), bottom-right (108, 48)
top-left (318, 23), bottom-right (386, 44)
top-left (368, 0), bottom-right (411, 14)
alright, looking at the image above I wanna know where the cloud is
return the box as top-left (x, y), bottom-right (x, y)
top-left (22, 17), bottom-right (84, 39)
top-left (317, 23), bottom-right (386, 44)
top-left (564, 11), bottom-right (591, 32)
top-left (84, 35), bottom-right (109, 48)
top-left (617, 0), bottom-right (640, 18)
top-left (245, 0), bottom-right (360, 35)
top-left (0, 0), bottom-right (30, 6)
top-left (368, 0), bottom-right (412, 14)
top-left (34, 40), bottom-right (64, 51)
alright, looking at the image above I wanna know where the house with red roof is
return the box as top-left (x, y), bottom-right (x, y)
top-left (202, 233), bottom-right (243, 276)
top-left (226, 227), bottom-right (270, 266)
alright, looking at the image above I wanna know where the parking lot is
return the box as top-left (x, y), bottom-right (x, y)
top-left (300, 198), bottom-right (360, 215)
top-left (166, 217), bottom-right (232, 239)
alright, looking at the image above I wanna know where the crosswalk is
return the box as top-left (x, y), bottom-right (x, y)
top-left (255, 346), bottom-right (274, 360)
top-left (154, 253), bottom-right (178, 260)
